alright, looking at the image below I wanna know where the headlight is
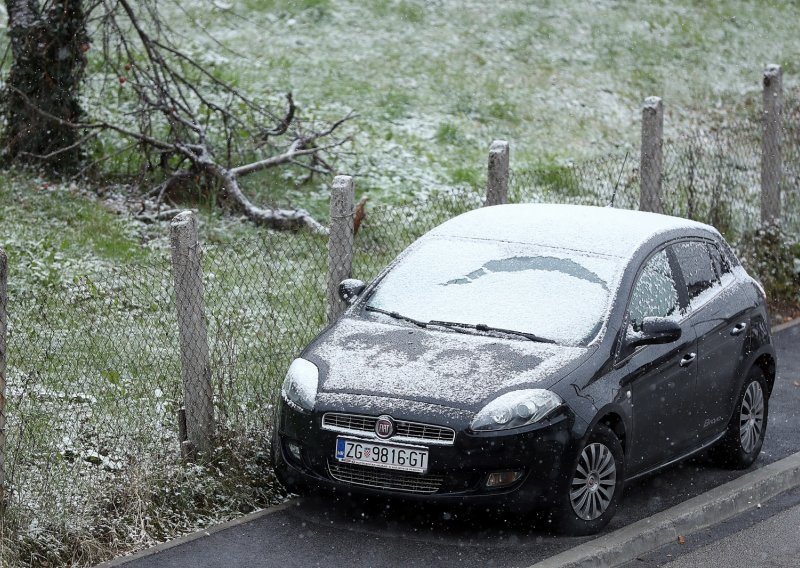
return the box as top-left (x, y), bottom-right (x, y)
top-left (281, 358), bottom-right (319, 412)
top-left (471, 389), bottom-right (563, 431)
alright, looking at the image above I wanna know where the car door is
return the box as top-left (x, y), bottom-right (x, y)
top-left (617, 248), bottom-right (698, 472)
top-left (672, 240), bottom-right (752, 443)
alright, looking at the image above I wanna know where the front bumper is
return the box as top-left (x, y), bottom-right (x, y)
top-left (274, 397), bottom-right (586, 513)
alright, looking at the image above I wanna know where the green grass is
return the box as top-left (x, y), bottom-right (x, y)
top-left (131, 0), bottom-right (799, 216)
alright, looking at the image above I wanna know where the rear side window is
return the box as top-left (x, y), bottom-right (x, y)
top-left (628, 249), bottom-right (680, 330)
top-left (672, 241), bottom-right (719, 303)
top-left (707, 243), bottom-right (732, 279)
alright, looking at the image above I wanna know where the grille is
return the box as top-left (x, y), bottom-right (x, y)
top-left (321, 413), bottom-right (456, 445)
top-left (327, 460), bottom-right (444, 494)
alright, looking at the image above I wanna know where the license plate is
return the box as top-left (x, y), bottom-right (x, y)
top-left (335, 437), bottom-right (429, 473)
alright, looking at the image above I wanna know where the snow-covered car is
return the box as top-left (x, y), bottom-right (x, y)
top-left (272, 203), bottom-right (776, 535)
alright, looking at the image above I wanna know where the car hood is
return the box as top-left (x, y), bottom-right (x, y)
top-left (304, 316), bottom-right (593, 412)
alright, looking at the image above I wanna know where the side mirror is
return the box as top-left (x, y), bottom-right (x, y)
top-left (626, 317), bottom-right (682, 350)
top-left (338, 279), bottom-right (366, 306)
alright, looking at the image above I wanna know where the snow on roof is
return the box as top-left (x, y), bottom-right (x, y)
top-left (429, 204), bottom-right (715, 258)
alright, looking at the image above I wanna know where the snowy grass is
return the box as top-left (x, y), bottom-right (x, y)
top-left (0, 178), bottom-right (327, 566)
top-left (155, 0), bottom-right (800, 212)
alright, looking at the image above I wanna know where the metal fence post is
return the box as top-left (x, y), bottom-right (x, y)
top-left (761, 64), bottom-right (783, 224)
top-left (170, 211), bottom-right (214, 456)
top-left (485, 139), bottom-right (510, 206)
top-left (327, 175), bottom-right (355, 323)
top-left (0, 249), bottom-right (7, 496)
top-left (640, 96), bottom-right (664, 213)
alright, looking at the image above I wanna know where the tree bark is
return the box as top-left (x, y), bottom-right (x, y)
top-left (2, 0), bottom-right (88, 172)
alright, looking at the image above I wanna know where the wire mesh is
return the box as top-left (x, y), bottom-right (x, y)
top-left (508, 153), bottom-right (640, 210)
top-left (353, 189), bottom-right (484, 282)
top-left (2, 255), bottom-right (181, 556)
top-left (782, 97), bottom-right (800, 238)
top-left (202, 231), bottom-right (328, 436)
top-left (662, 124), bottom-right (762, 242)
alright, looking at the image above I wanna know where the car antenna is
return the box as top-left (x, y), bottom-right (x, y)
top-left (608, 150), bottom-right (629, 208)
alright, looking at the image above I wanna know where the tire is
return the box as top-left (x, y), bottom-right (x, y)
top-left (552, 424), bottom-right (625, 536)
top-left (711, 367), bottom-right (768, 469)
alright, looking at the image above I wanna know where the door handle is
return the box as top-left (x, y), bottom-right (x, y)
top-left (731, 322), bottom-right (748, 336)
top-left (679, 352), bottom-right (697, 367)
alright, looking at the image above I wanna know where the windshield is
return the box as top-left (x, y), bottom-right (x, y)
top-left (366, 237), bottom-right (622, 345)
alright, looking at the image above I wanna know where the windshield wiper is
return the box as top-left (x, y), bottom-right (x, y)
top-left (365, 306), bottom-right (428, 328)
top-left (427, 320), bottom-right (555, 343)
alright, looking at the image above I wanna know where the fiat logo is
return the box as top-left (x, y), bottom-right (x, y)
top-left (375, 415), bottom-right (395, 439)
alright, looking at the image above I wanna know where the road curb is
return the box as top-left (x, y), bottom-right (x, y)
top-left (772, 316), bottom-right (800, 333)
top-left (95, 499), bottom-right (297, 567)
top-left (529, 451), bottom-right (800, 568)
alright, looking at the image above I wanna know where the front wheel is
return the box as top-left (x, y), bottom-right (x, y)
top-left (552, 424), bottom-right (625, 535)
top-left (711, 368), bottom-right (768, 469)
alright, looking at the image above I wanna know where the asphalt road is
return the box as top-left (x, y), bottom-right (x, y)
top-left (121, 324), bottom-right (800, 568)
top-left (621, 485), bottom-right (800, 567)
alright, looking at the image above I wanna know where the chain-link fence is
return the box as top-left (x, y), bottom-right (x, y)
top-left (202, 230), bottom-right (328, 436)
top-left (2, 257), bottom-right (181, 564)
top-left (1, 91), bottom-right (799, 565)
top-left (0, 228), bottom-right (329, 566)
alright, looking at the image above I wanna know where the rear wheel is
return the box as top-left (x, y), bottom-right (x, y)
top-left (553, 424), bottom-right (624, 535)
top-left (712, 368), bottom-right (768, 469)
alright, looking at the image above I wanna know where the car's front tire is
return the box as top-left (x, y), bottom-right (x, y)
top-left (552, 424), bottom-right (624, 536)
top-left (711, 367), bottom-right (768, 469)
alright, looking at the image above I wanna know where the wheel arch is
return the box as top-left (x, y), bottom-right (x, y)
top-left (752, 352), bottom-right (777, 397)
top-left (738, 344), bottom-right (777, 399)
top-left (585, 407), bottom-right (628, 454)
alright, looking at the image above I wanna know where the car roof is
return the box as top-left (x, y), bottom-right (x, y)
top-left (428, 203), bottom-right (718, 258)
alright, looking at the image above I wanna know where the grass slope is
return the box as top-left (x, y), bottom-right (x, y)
top-left (163, 0), bottom-right (799, 209)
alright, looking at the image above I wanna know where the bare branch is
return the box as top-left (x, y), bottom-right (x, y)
top-left (263, 93), bottom-right (296, 138)
top-left (19, 131), bottom-right (100, 160)
top-left (4, 0), bottom-right (354, 233)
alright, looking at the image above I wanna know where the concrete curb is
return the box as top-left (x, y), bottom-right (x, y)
top-left (95, 499), bottom-right (297, 567)
top-left (529, 451), bottom-right (800, 568)
top-left (772, 316), bottom-right (800, 333)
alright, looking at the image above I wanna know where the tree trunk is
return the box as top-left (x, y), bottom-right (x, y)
top-left (2, 0), bottom-right (88, 173)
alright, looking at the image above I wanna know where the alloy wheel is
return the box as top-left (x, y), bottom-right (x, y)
top-left (570, 442), bottom-right (617, 521)
top-left (739, 381), bottom-right (765, 454)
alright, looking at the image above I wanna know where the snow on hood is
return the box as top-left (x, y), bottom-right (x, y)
top-left (308, 317), bottom-right (590, 411)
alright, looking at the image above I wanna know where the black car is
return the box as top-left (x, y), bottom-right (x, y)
top-left (272, 203), bottom-right (776, 535)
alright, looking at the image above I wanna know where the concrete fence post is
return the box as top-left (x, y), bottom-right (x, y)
top-left (485, 139), bottom-right (510, 206)
top-left (327, 175), bottom-right (355, 323)
top-left (639, 96), bottom-right (664, 213)
top-left (761, 64), bottom-right (783, 224)
top-left (170, 211), bottom-right (214, 457)
top-left (0, 249), bottom-right (7, 495)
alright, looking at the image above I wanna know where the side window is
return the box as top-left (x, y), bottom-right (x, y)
top-left (628, 249), bottom-right (680, 330)
top-left (672, 241), bottom-right (719, 303)
top-left (707, 243), bottom-right (732, 279)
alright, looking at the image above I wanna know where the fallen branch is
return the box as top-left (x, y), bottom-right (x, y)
top-left (5, 0), bottom-right (354, 233)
